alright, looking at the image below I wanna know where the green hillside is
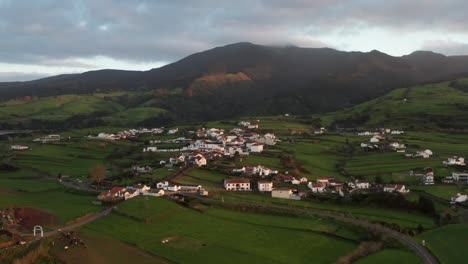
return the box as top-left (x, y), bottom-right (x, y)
top-left (0, 92), bottom-right (168, 128)
top-left (323, 78), bottom-right (468, 129)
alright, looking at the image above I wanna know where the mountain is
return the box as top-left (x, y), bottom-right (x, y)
top-left (2, 42), bottom-right (468, 128)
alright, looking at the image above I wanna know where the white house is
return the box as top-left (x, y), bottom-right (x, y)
top-left (308, 183), bottom-right (325, 193)
top-left (249, 143), bottom-right (264, 153)
top-left (451, 193), bottom-right (467, 204)
top-left (167, 128), bottom-right (179, 134)
top-left (370, 137), bottom-right (380, 143)
top-left (257, 181), bottom-right (273, 192)
top-left (317, 177), bottom-right (334, 186)
top-left (156, 181), bottom-right (169, 189)
top-left (416, 149), bottom-right (433, 158)
top-left (383, 184), bottom-right (409, 193)
top-left (224, 178), bottom-right (251, 191)
top-left (124, 189), bottom-right (140, 200)
top-left (143, 147), bottom-right (158, 152)
top-left (452, 172), bottom-right (468, 183)
top-left (193, 154), bottom-right (207, 167)
top-left (10, 145), bottom-right (29, 151)
top-left (144, 189), bottom-right (165, 197)
top-left (132, 184), bottom-right (151, 193)
top-left (355, 180), bottom-right (370, 189)
top-left (298, 177), bottom-right (308, 183)
top-left (422, 172), bottom-right (435, 185)
top-left (443, 157), bottom-right (465, 166)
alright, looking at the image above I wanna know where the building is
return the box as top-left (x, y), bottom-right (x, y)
top-left (422, 172), bottom-right (435, 185)
top-left (257, 181), bottom-right (273, 192)
top-left (452, 172), bottom-right (468, 183)
top-left (308, 183), bottom-right (325, 193)
top-left (383, 184), bottom-right (409, 193)
top-left (224, 178), bottom-right (251, 191)
top-left (451, 193), bottom-right (467, 204)
top-left (355, 180), bottom-right (370, 189)
top-left (271, 188), bottom-right (301, 200)
top-left (10, 145), bottom-right (29, 151)
top-left (248, 143), bottom-right (264, 153)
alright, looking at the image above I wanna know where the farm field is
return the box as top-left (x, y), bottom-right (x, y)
top-left (214, 193), bottom-right (437, 229)
top-left (356, 249), bottom-right (421, 264)
top-left (84, 196), bottom-right (363, 264)
top-left (418, 224), bottom-right (468, 264)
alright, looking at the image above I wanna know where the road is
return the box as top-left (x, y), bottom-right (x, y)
top-left (184, 194), bottom-right (438, 264)
top-left (21, 207), bottom-right (112, 239)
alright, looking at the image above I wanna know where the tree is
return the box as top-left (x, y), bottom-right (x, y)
top-left (88, 164), bottom-right (106, 189)
top-left (418, 195), bottom-right (436, 216)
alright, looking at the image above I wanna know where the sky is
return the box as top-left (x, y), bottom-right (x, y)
top-left (1, 0), bottom-right (468, 81)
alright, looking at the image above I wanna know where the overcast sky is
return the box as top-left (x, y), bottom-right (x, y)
top-left (1, 0), bottom-right (468, 81)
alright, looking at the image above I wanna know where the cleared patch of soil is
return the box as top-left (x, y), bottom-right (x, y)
top-left (14, 207), bottom-right (57, 230)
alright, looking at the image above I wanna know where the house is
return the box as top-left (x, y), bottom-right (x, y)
top-left (317, 177), bottom-right (334, 186)
top-left (167, 128), bottom-right (179, 134)
top-left (124, 189), bottom-right (140, 200)
top-left (232, 167), bottom-right (246, 174)
top-left (144, 189), bottom-right (165, 197)
top-left (224, 178), bottom-right (251, 191)
top-left (143, 147), bottom-right (157, 152)
top-left (271, 188), bottom-right (301, 200)
top-left (452, 172), bottom-right (468, 183)
top-left (415, 149), bottom-right (433, 159)
top-left (10, 145), bottom-right (29, 151)
top-left (451, 193), bottom-right (467, 204)
top-left (191, 154), bottom-right (207, 167)
top-left (291, 178), bottom-right (301, 185)
top-left (355, 180), bottom-right (370, 189)
top-left (97, 187), bottom-right (126, 200)
top-left (248, 143), bottom-right (264, 153)
top-left (169, 155), bottom-right (185, 164)
top-left (132, 165), bottom-right (153, 174)
top-left (308, 182), bottom-right (325, 193)
top-left (422, 172), bottom-right (435, 185)
top-left (383, 184), bottom-right (409, 193)
top-left (133, 184), bottom-right (151, 193)
top-left (257, 181), bottom-right (273, 192)
top-left (298, 177), bottom-right (308, 183)
top-left (33, 134), bottom-right (61, 143)
top-left (443, 156), bottom-right (465, 166)
top-left (156, 181), bottom-right (169, 189)
top-left (370, 136), bottom-right (380, 143)
top-left (199, 189), bottom-right (209, 196)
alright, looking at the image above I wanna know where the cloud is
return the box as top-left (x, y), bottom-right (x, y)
top-left (1, 0), bottom-right (468, 81)
top-left (422, 39), bottom-right (468, 56)
top-left (0, 72), bottom-right (49, 82)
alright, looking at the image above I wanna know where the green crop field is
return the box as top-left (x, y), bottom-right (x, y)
top-left (418, 224), bottom-right (468, 264)
top-left (214, 193), bottom-right (437, 229)
top-left (356, 249), bottom-right (421, 264)
top-left (85, 196), bottom-right (362, 264)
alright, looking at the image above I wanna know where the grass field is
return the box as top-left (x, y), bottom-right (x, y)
top-left (418, 224), bottom-right (468, 264)
top-left (85, 196), bottom-right (362, 264)
top-left (0, 172), bottom-right (100, 225)
top-left (356, 249), bottom-right (421, 264)
top-left (410, 185), bottom-right (467, 200)
top-left (321, 80), bottom-right (468, 128)
top-left (214, 193), bottom-right (437, 229)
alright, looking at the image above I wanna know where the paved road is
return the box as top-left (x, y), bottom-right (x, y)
top-left (21, 207), bottom-right (112, 239)
top-left (185, 194), bottom-right (438, 264)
